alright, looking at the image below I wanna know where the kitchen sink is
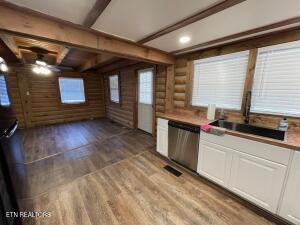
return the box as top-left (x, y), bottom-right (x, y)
top-left (209, 120), bottom-right (286, 141)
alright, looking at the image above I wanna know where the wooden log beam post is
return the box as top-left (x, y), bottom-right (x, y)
top-left (0, 4), bottom-right (175, 65)
top-left (165, 65), bottom-right (175, 113)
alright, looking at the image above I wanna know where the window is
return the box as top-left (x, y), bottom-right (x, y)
top-left (138, 68), bottom-right (153, 104)
top-left (0, 75), bottom-right (10, 106)
top-left (109, 75), bottom-right (120, 103)
top-left (251, 41), bottom-right (300, 117)
top-left (58, 77), bottom-right (86, 104)
top-left (192, 51), bottom-right (249, 110)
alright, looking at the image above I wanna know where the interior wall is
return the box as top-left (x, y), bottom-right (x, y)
top-left (5, 71), bottom-right (26, 128)
top-left (171, 28), bottom-right (300, 130)
top-left (104, 63), bottom-right (167, 128)
top-left (104, 67), bottom-right (136, 128)
top-left (5, 67), bottom-right (105, 128)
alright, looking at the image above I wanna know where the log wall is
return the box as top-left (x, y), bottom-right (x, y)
top-left (104, 63), bottom-right (167, 129)
top-left (170, 28), bottom-right (300, 130)
top-left (6, 67), bottom-right (105, 128)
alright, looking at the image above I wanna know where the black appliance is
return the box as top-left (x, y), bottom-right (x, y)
top-left (0, 99), bottom-right (22, 225)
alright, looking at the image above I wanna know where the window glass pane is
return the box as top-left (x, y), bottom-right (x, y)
top-left (58, 77), bottom-right (85, 104)
top-left (138, 69), bottom-right (153, 104)
top-left (192, 51), bottom-right (249, 110)
top-left (0, 75), bottom-right (10, 106)
top-left (109, 75), bottom-right (119, 103)
top-left (251, 41), bottom-right (300, 116)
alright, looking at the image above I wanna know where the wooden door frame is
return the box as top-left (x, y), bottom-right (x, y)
top-left (134, 65), bottom-right (156, 136)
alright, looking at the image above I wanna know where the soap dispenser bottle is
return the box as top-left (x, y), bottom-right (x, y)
top-left (279, 118), bottom-right (288, 131)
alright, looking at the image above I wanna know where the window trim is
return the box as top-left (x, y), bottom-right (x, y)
top-left (188, 51), bottom-right (249, 112)
top-left (57, 75), bottom-right (88, 107)
top-left (108, 73), bottom-right (121, 105)
top-left (0, 74), bottom-right (11, 107)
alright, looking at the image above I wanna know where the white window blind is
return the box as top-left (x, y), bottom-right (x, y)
top-left (58, 77), bottom-right (85, 104)
top-left (192, 51), bottom-right (249, 110)
top-left (0, 75), bottom-right (10, 106)
top-left (138, 68), bottom-right (153, 104)
top-left (109, 75), bottom-right (120, 103)
top-left (251, 41), bottom-right (300, 117)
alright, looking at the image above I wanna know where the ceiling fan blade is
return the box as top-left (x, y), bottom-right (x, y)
top-left (47, 65), bottom-right (61, 72)
top-left (53, 65), bottom-right (74, 71)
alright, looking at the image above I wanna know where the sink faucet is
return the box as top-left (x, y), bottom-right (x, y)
top-left (243, 91), bottom-right (252, 124)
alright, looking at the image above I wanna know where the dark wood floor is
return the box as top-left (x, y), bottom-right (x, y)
top-left (14, 119), bottom-right (275, 225)
top-left (19, 119), bottom-right (133, 163)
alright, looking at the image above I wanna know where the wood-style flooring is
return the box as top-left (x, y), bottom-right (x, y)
top-left (19, 119), bottom-right (132, 163)
top-left (14, 119), bottom-right (276, 225)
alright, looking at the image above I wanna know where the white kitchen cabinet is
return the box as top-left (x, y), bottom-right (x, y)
top-left (229, 151), bottom-right (287, 213)
top-left (279, 151), bottom-right (300, 224)
top-left (156, 118), bottom-right (168, 157)
top-left (197, 140), bottom-right (233, 187)
top-left (199, 132), bottom-right (290, 214)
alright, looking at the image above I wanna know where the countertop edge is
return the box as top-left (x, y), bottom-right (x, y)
top-left (157, 114), bottom-right (300, 152)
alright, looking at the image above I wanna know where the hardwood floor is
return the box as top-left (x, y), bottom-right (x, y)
top-left (13, 119), bottom-right (276, 225)
top-left (12, 119), bottom-right (154, 199)
top-left (19, 119), bottom-right (132, 163)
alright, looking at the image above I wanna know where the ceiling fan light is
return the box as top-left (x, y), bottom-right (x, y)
top-left (32, 66), bottom-right (41, 74)
top-left (0, 63), bottom-right (8, 72)
top-left (36, 60), bottom-right (47, 66)
top-left (40, 67), bottom-right (51, 75)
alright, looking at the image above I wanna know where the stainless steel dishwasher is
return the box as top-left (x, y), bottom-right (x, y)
top-left (168, 121), bottom-right (200, 171)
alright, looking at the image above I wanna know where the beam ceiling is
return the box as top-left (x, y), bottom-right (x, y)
top-left (0, 3), bottom-right (174, 65)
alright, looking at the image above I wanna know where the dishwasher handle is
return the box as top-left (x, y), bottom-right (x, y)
top-left (168, 121), bottom-right (200, 133)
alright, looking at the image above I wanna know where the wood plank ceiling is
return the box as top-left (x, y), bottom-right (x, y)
top-left (1, 0), bottom-right (300, 70)
top-left (0, 34), bottom-right (104, 70)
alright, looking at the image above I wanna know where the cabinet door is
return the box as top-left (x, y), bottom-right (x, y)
top-left (229, 151), bottom-right (286, 213)
top-left (279, 152), bottom-right (300, 224)
top-left (156, 126), bottom-right (168, 157)
top-left (197, 141), bottom-right (233, 187)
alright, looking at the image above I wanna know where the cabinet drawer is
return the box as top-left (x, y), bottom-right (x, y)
top-left (157, 118), bottom-right (168, 128)
top-left (229, 151), bottom-right (287, 213)
top-left (200, 132), bottom-right (291, 165)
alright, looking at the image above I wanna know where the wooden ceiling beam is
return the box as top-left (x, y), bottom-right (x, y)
top-left (98, 59), bottom-right (140, 73)
top-left (172, 16), bottom-right (300, 55)
top-left (0, 4), bottom-right (174, 65)
top-left (0, 38), bottom-right (21, 64)
top-left (56, 46), bottom-right (70, 65)
top-left (83, 0), bottom-right (111, 27)
top-left (0, 32), bottom-right (21, 61)
top-left (80, 0), bottom-right (115, 72)
top-left (18, 45), bottom-right (57, 55)
top-left (78, 53), bottom-right (115, 72)
top-left (138, 0), bottom-right (246, 44)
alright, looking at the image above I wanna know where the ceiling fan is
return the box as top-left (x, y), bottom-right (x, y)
top-left (27, 46), bottom-right (61, 74)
